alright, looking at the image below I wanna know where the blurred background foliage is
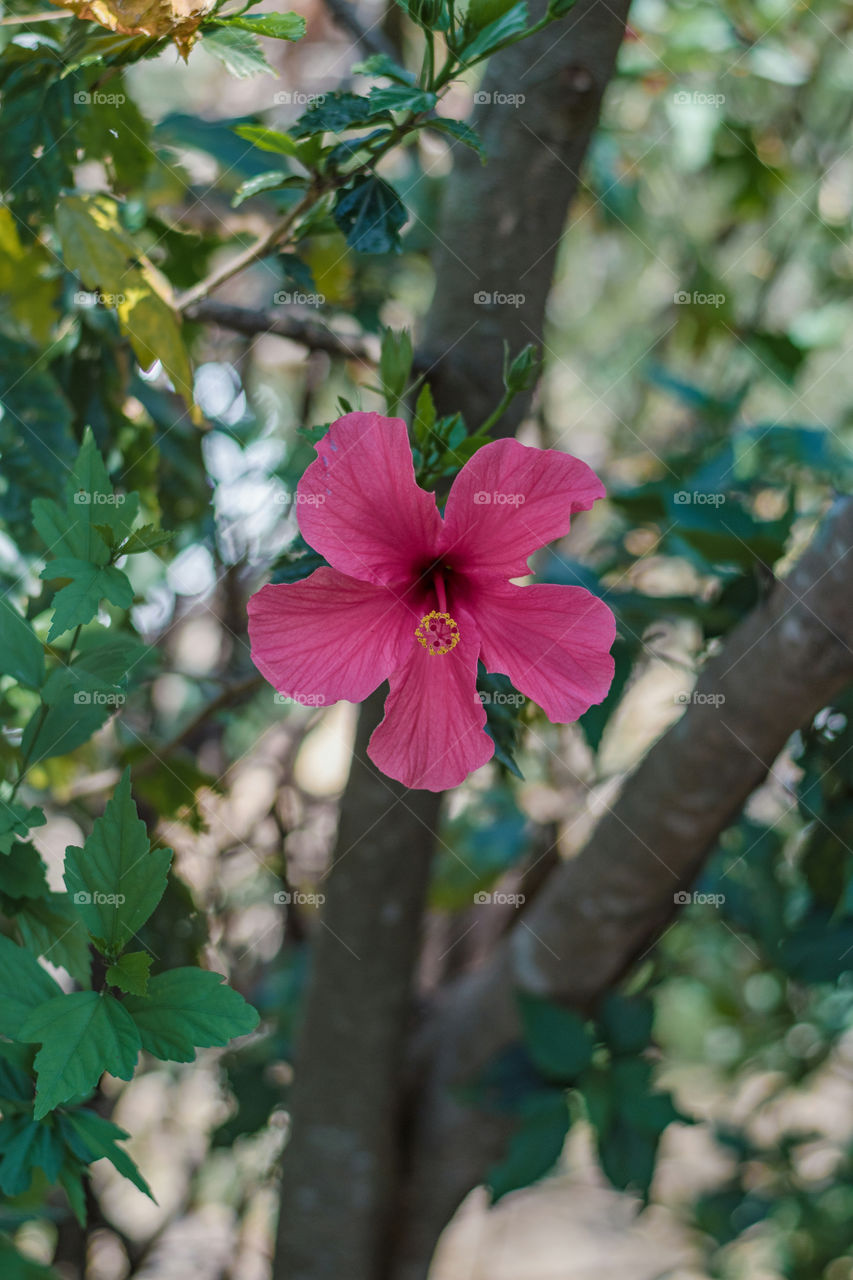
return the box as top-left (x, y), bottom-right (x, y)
top-left (1, 0), bottom-right (853, 1275)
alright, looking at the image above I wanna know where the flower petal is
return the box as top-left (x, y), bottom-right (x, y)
top-left (297, 411), bottom-right (442, 586)
top-left (474, 582), bottom-right (615, 723)
top-left (248, 567), bottom-right (417, 706)
top-left (368, 610), bottom-right (494, 791)
top-left (440, 439), bottom-right (605, 580)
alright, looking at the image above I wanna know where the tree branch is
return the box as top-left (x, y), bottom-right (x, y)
top-left (390, 497), bottom-right (853, 1279)
top-left (183, 300), bottom-right (378, 362)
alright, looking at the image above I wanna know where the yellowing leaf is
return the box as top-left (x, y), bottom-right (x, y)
top-left (49, 0), bottom-right (217, 56)
top-left (118, 268), bottom-right (195, 409)
top-left (0, 208), bottom-right (59, 343)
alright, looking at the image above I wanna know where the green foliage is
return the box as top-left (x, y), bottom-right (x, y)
top-left (122, 969), bottom-right (259, 1062)
top-left (333, 177), bottom-right (408, 255)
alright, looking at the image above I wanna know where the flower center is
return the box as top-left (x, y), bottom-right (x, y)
top-left (415, 610), bottom-right (460, 656)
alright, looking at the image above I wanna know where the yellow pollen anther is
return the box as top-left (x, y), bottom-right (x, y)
top-left (415, 610), bottom-right (460, 656)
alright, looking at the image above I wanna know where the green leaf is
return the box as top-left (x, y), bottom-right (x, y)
top-left (0, 1117), bottom-right (64, 1195)
top-left (123, 968), bottom-right (260, 1062)
top-left (291, 92), bottom-right (385, 137)
top-left (0, 804), bottom-right (46, 857)
top-left (598, 993), bottom-right (654, 1055)
top-left (233, 124), bottom-right (301, 157)
top-left (233, 170), bottom-right (291, 207)
top-left (367, 85), bottom-right (437, 114)
top-left (333, 177), bottom-right (407, 254)
top-left (20, 693), bottom-right (112, 769)
top-left (116, 524), bottom-right (175, 555)
top-left (488, 1089), bottom-right (570, 1201)
top-left (20, 991), bottom-right (141, 1120)
top-left (379, 328), bottom-right (414, 412)
top-left (64, 769), bottom-right (172, 956)
top-left (214, 11), bottom-right (306, 40)
top-left (413, 382), bottom-right (437, 450)
top-left (468, 0), bottom-right (519, 25)
top-left (0, 841), bottom-right (50, 898)
top-left (201, 25), bottom-right (275, 78)
top-left (351, 53), bottom-right (416, 84)
top-left (0, 934), bottom-right (62, 1038)
top-left (15, 895), bottom-right (92, 987)
top-left (106, 951), bottom-right (152, 997)
top-left (0, 598), bottom-right (44, 689)
top-left (60, 1110), bottom-right (154, 1200)
top-left (459, 0), bottom-right (529, 63)
top-left (425, 116), bottom-right (486, 160)
top-left (517, 991), bottom-right (595, 1084)
top-left (547, 0), bottom-right (577, 14)
top-left (41, 559), bottom-right (134, 643)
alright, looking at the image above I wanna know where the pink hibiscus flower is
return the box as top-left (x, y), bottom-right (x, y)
top-left (248, 412), bottom-right (615, 791)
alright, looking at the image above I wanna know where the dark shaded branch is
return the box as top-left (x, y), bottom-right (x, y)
top-left (184, 300), bottom-right (377, 363)
top-left (391, 497), bottom-right (853, 1279)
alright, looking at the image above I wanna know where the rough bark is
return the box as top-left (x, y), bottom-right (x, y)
top-left (424, 0), bottom-right (632, 431)
top-left (273, 4), bottom-right (632, 1277)
top-left (390, 497), bottom-right (853, 1280)
top-left (273, 690), bottom-right (441, 1280)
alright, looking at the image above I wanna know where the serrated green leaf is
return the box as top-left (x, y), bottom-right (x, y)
top-left (233, 169), bottom-right (290, 207)
top-left (60, 1109), bottom-right (154, 1200)
top-left (106, 951), bottom-right (152, 996)
top-left (214, 11), bottom-right (305, 40)
top-left (0, 841), bottom-right (50, 898)
top-left (64, 770), bottom-right (172, 956)
top-left (367, 85), bottom-right (436, 114)
top-left (123, 968), bottom-right (259, 1062)
top-left (201, 25), bottom-right (275, 78)
top-left (291, 92), bottom-right (386, 137)
top-left (333, 176), bottom-right (407, 254)
top-left (20, 991), bottom-right (140, 1119)
top-left (459, 0), bottom-right (529, 63)
top-left (0, 934), bottom-right (62, 1038)
top-left (0, 598), bottom-right (45, 689)
top-left (425, 116), bottom-right (487, 159)
top-left (233, 124), bottom-right (300, 157)
top-left (42, 559), bottom-right (134, 642)
top-left (15, 895), bottom-right (92, 987)
top-left (0, 1117), bottom-right (64, 1196)
top-left (116, 524), bottom-right (175, 555)
top-left (0, 804), bottom-right (46, 856)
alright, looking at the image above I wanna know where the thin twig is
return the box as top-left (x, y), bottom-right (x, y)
top-left (184, 300), bottom-right (378, 362)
